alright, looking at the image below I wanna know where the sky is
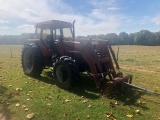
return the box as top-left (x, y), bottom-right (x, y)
top-left (0, 0), bottom-right (160, 36)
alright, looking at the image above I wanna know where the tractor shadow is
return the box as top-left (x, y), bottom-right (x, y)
top-left (113, 88), bottom-right (149, 109)
top-left (37, 70), bottom-right (55, 85)
top-left (73, 73), bottom-right (147, 107)
top-left (37, 71), bottom-right (148, 107)
top-left (38, 71), bottom-right (100, 99)
top-left (71, 73), bottom-right (100, 99)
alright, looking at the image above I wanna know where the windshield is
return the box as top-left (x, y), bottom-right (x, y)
top-left (63, 28), bottom-right (73, 38)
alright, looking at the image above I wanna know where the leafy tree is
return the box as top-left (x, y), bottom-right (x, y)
top-left (134, 30), bottom-right (155, 45)
top-left (97, 34), bottom-right (106, 39)
top-left (153, 31), bottom-right (160, 45)
top-left (17, 33), bottom-right (34, 45)
top-left (119, 32), bottom-right (129, 45)
top-left (105, 33), bottom-right (119, 45)
top-left (86, 35), bottom-right (97, 40)
top-left (128, 33), bottom-right (135, 45)
top-left (77, 36), bottom-right (86, 39)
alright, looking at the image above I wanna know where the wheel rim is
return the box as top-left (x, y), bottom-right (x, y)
top-left (24, 50), bottom-right (34, 71)
top-left (56, 65), bottom-right (68, 83)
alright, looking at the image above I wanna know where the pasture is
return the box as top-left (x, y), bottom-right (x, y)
top-left (0, 45), bottom-right (160, 120)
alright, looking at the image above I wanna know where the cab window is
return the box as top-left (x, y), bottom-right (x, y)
top-left (35, 28), bottom-right (41, 39)
top-left (42, 29), bottom-right (51, 40)
top-left (55, 29), bottom-right (60, 40)
top-left (42, 29), bottom-right (52, 48)
top-left (63, 28), bottom-right (72, 38)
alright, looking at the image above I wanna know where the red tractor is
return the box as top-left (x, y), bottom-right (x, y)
top-left (22, 20), bottom-right (132, 97)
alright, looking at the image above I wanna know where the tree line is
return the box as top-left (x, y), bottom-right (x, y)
top-left (0, 30), bottom-right (160, 46)
top-left (78, 30), bottom-right (160, 46)
top-left (0, 33), bottom-right (34, 45)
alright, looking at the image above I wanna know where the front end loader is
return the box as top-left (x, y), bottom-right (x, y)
top-left (55, 38), bottom-right (133, 97)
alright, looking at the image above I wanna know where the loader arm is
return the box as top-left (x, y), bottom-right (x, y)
top-left (79, 40), bottom-right (132, 97)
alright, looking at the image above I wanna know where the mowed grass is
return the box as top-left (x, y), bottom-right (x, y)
top-left (0, 45), bottom-right (160, 120)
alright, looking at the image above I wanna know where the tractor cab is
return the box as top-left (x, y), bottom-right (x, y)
top-left (34, 20), bottom-right (75, 49)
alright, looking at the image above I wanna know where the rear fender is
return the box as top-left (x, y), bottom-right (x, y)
top-left (27, 39), bottom-right (53, 57)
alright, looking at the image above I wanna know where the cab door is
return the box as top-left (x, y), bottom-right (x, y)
top-left (42, 28), bottom-right (54, 49)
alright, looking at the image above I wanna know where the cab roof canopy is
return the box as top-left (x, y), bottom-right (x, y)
top-left (35, 20), bottom-right (72, 29)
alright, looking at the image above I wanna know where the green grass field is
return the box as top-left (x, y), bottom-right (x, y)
top-left (0, 45), bottom-right (160, 120)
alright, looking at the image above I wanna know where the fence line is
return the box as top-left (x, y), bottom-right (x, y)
top-left (0, 45), bottom-right (23, 58)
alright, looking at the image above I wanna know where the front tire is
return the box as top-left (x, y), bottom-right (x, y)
top-left (22, 45), bottom-right (43, 77)
top-left (53, 59), bottom-right (79, 89)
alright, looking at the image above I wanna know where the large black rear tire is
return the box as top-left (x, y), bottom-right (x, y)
top-left (22, 45), bottom-right (43, 77)
top-left (53, 59), bottom-right (79, 90)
